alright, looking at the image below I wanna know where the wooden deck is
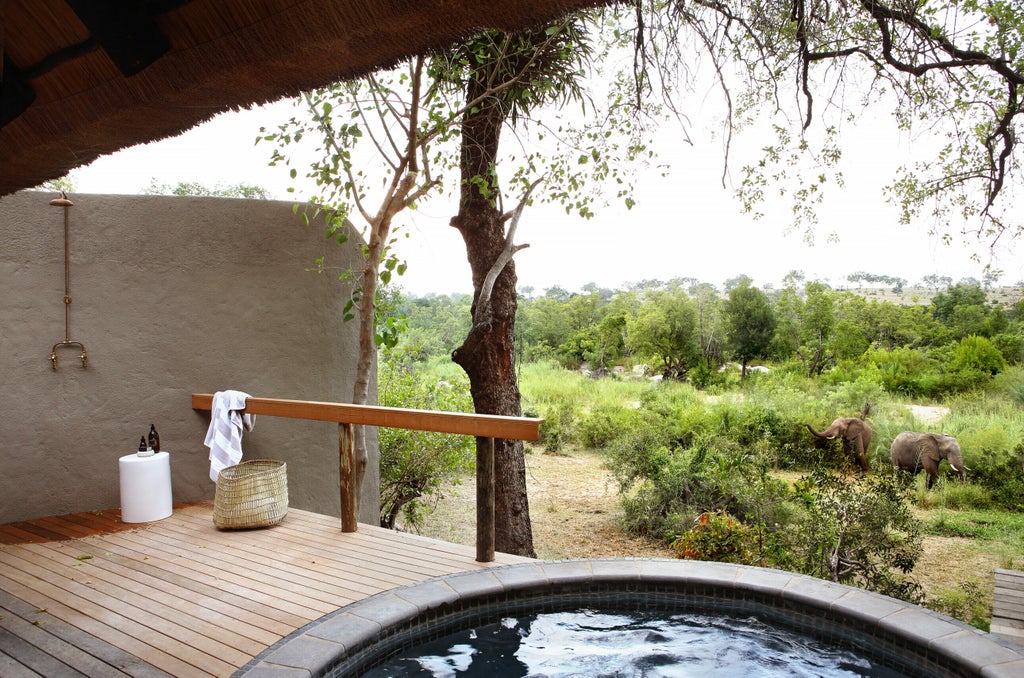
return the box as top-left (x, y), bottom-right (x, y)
top-left (0, 502), bottom-right (529, 677)
top-left (992, 568), bottom-right (1024, 645)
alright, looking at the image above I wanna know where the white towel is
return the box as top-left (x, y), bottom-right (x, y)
top-left (204, 390), bottom-right (256, 482)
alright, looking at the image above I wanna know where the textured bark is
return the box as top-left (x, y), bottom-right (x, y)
top-left (450, 74), bottom-right (536, 558)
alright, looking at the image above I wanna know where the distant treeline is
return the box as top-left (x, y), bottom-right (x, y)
top-left (391, 276), bottom-right (1023, 397)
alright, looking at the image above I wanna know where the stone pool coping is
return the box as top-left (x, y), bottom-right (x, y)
top-left (236, 558), bottom-right (1024, 677)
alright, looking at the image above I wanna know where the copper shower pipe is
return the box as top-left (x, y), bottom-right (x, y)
top-left (49, 192), bottom-right (87, 369)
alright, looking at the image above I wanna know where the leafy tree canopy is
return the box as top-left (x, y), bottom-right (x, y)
top-left (633, 0), bottom-right (1024, 256)
top-left (724, 279), bottom-right (776, 374)
top-left (143, 179), bottom-right (271, 199)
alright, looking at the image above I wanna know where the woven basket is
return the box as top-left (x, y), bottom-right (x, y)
top-left (213, 460), bottom-right (288, 529)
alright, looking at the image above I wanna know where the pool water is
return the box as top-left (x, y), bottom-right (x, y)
top-left (365, 608), bottom-right (907, 677)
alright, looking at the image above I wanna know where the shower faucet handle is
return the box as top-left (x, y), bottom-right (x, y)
top-left (49, 341), bottom-right (88, 370)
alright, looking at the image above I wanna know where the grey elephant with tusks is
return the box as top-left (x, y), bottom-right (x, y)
top-left (889, 431), bottom-right (967, 489)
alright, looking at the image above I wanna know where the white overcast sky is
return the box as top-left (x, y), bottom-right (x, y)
top-left (69, 96), bottom-right (1022, 296)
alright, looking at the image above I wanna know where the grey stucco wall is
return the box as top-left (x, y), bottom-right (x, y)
top-left (1, 191), bottom-right (378, 525)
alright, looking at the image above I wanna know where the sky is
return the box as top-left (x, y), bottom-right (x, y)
top-left (68, 96), bottom-right (1023, 297)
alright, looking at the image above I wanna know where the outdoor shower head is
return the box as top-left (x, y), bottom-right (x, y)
top-left (49, 191), bottom-right (73, 207)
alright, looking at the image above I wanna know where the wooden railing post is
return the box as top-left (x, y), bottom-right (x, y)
top-left (476, 436), bottom-right (495, 562)
top-left (339, 422), bottom-right (357, 532)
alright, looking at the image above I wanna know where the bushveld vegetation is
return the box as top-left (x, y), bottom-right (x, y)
top-left (379, 277), bottom-right (1024, 629)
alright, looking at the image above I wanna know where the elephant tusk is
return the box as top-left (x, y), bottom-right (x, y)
top-left (949, 464), bottom-right (959, 472)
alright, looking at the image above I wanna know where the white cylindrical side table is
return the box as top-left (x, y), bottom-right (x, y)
top-left (118, 451), bottom-right (173, 523)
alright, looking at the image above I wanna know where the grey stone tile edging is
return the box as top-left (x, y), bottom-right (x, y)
top-left (236, 558), bottom-right (1024, 677)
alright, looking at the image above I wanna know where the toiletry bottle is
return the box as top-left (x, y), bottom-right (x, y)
top-left (148, 424), bottom-right (160, 453)
top-left (138, 436), bottom-right (153, 457)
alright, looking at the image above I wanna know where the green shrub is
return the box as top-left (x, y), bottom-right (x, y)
top-left (576, 404), bottom-right (644, 449)
top-left (722, 402), bottom-right (787, 445)
top-left (991, 332), bottom-right (1024, 366)
top-left (608, 423), bottom-right (792, 549)
top-left (790, 470), bottom-right (924, 602)
top-left (671, 511), bottom-right (756, 563)
top-left (968, 443), bottom-right (1024, 512)
top-left (865, 347), bottom-right (938, 395)
top-left (534, 400), bottom-right (576, 453)
top-left (638, 387), bottom-right (710, 448)
top-left (605, 425), bottom-right (675, 492)
top-left (613, 442), bottom-right (696, 540)
top-left (951, 335), bottom-right (1007, 375)
top-left (378, 361), bottom-right (475, 530)
top-left (821, 367), bottom-right (886, 405)
top-left (688, 361), bottom-right (723, 390)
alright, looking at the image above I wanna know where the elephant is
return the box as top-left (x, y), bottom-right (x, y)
top-left (804, 407), bottom-right (873, 472)
top-left (890, 431), bottom-right (966, 489)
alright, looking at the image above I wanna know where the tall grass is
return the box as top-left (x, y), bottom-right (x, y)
top-left (519, 361), bottom-right (659, 411)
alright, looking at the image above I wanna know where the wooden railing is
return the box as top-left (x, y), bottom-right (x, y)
top-left (192, 394), bottom-right (543, 562)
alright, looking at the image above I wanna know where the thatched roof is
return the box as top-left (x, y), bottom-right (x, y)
top-left (0, 0), bottom-right (605, 197)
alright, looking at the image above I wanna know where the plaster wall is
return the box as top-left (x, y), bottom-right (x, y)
top-left (0, 191), bottom-right (378, 525)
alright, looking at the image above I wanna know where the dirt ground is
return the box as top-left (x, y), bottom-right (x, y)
top-left (906, 404), bottom-right (951, 425)
top-left (416, 447), bottom-right (674, 560)
top-left (416, 447), bottom-right (998, 609)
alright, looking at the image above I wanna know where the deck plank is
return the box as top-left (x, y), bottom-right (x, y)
top-left (0, 569), bottom-right (208, 676)
top-left (19, 543), bottom-right (270, 656)
top-left (0, 624), bottom-right (88, 678)
top-left (0, 649), bottom-right (46, 678)
top-left (67, 534), bottom-right (316, 629)
top-left (96, 527), bottom-right (347, 614)
top-left (992, 568), bottom-right (1024, 643)
top-left (84, 529), bottom-right (330, 620)
top-left (0, 588), bottom-right (156, 677)
top-left (0, 502), bottom-right (528, 677)
top-left (165, 510), bottom-right (464, 586)
top-left (32, 541), bottom-right (287, 643)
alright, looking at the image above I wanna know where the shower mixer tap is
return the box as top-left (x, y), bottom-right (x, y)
top-left (50, 340), bottom-right (88, 369)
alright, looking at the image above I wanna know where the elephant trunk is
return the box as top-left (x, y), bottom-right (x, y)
top-left (804, 423), bottom-right (833, 439)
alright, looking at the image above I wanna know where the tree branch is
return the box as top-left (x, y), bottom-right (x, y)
top-left (302, 90), bottom-right (373, 224)
top-left (473, 177), bottom-right (543, 325)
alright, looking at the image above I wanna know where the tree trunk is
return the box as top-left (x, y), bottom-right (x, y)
top-left (450, 78), bottom-right (536, 558)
